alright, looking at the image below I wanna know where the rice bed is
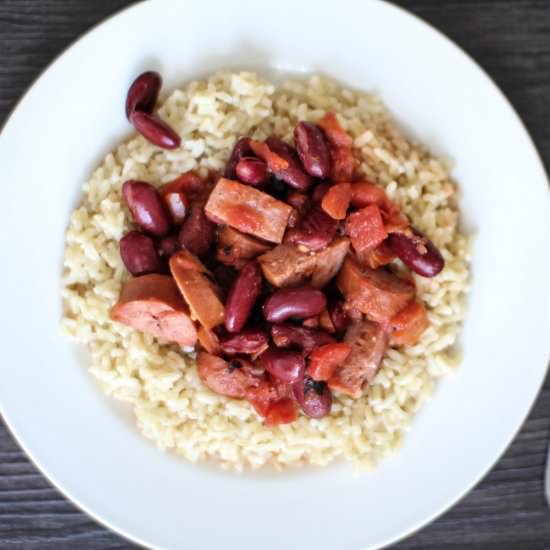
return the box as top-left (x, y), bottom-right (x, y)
top-left (61, 71), bottom-right (471, 471)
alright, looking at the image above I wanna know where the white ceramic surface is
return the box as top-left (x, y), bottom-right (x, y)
top-left (1, 1), bottom-right (549, 549)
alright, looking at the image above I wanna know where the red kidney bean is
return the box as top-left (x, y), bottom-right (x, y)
top-left (156, 234), bottom-right (180, 258)
top-left (122, 180), bottom-right (170, 236)
top-left (265, 137), bottom-right (312, 191)
top-left (162, 191), bottom-right (189, 224)
top-left (130, 111), bottom-right (181, 150)
top-left (271, 324), bottom-right (336, 353)
top-left (286, 191), bottom-right (311, 229)
top-left (236, 157), bottom-right (268, 185)
top-left (292, 376), bottom-right (332, 419)
top-left (225, 261), bottom-right (263, 333)
top-left (260, 348), bottom-right (305, 383)
top-left (312, 182), bottom-right (331, 203)
top-left (125, 71), bottom-right (162, 119)
top-left (225, 137), bottom-right (253, 179)
top-left (294, 121), bottom-right (332, 178)
top-left (220, 329), bottom-right (269, 356)
top-left (388, 228), bottom-right (445, 277)
top-left (263, 285), bottom-right (327, 323)
top-left (284, 206), bottom-right (338, 251)
top-left (119, 230), bottom-right (161, 275)
top-left (178, 201), bottom-right (215, 257)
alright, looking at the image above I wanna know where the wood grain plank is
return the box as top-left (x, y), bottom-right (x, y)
top-left (1, 0), bottom-right (549, 548)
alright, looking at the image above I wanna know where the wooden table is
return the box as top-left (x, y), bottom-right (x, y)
top-left (1, 1), bottom-right (549, 548)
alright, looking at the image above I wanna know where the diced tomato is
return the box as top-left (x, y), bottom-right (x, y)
top-left (357, 241), bottom-right (396, 269)
top-left (321, 182), bottom-right (352, 220)
top-left (346, 204), bottom-right (388, 254)
top-left (318, 112), bottom-right (353, 148)
top-left (318, 113), bottom-right (355, 182)
top-left (246, 380), bottom-right (275, 417)
top-left (307, 343), bottom-right (352, 381)
top-left (330, 145), bottom-right (355, 182)
top-left (249, 140), bottom-right (289, 172)
top-left (350, 181), bottom-right (387, 208)
top-left (264, 398), bottom-right (299, 426)
top-left (160, 171), bottom-right (204, 199)
top-left (389, 301), bottom-right (429, 346)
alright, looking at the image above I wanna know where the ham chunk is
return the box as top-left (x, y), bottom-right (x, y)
top-left (328, 320), bottom-right (388, 398)
top-left (216, 226), bottom-right (271, 269)
top-left (169, 251), bottom-right (225, 330)
top-left (110, 274), bottom-right (197, 346)
top-left (337, 256), bottom-right (415, 322)
top-left (205, 178), bottom-right (292, 243)
top-left (258, 238), bottom-right (349, 288)
top-left (311, 238), bottom-right (350, 288)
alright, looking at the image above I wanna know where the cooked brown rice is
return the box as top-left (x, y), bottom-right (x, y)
top-left (61, 71), bottom-right (470, 471)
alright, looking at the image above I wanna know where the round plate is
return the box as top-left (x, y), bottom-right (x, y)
top-left (1, 1), bottom-right (549, 549)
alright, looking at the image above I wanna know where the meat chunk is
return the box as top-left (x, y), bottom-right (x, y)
top-left (205, 178), bottom-right (292, 243)
top-left (328, 320), bottom-right (388, 398)
top-left (110, 274), bottom-right (197, 346)
top-left (337, 256), bottom-right (415, 322)
top-left (258, 238), bottom-right (350, 289)
top-left (197, 352), bottom-right (253, 398)
top-left (216, 226), bottom-right (271, 269)
top-left (311, 238), bottom-right (350, 288)
top-left (169, 252), bottom-right (225, 330)
top-left (258, 244), bottom-right (317, 288)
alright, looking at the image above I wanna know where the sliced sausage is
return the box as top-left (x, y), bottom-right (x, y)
top-left (337, 256), bottom-right (415, 322)
top-left (169, 254), bottom-right (225, 330)
top-left (310, 237), bottom-right (350, 288)
top-left (197, 352), bottom-right (254, 399)
top-left (258, 244), bottom-right (318, 288)
top-left (258, 238), bottom-right (349, 289)
top-left (169, 248), bottom-right (210, 274)
top-left (205, 178), bottom-right (292, 243)
top-left (215, 226), bottom-right (271, 269)
top-left (328, 320), bottom-right (388, 398)
top-left (110, 274), bottom-right (197, 346)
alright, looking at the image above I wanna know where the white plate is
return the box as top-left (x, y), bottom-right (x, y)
top-left (1, 1), bottom-right (549, 549)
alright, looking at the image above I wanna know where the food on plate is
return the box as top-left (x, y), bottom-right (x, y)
top-left (62, 71), bottom-right (470, 470)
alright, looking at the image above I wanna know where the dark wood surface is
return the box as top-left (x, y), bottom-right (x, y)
top-left (1, 0), bottom-right (549, 548)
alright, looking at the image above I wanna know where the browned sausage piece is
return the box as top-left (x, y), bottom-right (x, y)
top-left (110, 274), bottom-right (197, 346)
top-left (169, 253), bottom-right (225, 330)
top-left (197, 352), bottom-right (252, 398)
top-left (215, 226), bottom-right (271, 269)
top-left (205, 178), bottom-right (292, 243)
top-left (310, 238), bottom-right (350, 288)
top-left (328, 320), bottom-right (387, 398)
top-left (258, 244), bottom-right (318, 288)
top-left (258, 238), bottom-right (350, 289)
top-left (337, 256), bottom-right (415, 322)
